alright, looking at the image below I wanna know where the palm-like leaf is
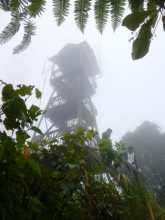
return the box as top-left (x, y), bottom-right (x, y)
top-left (74, 0), bottom-right (91, 32)
top-left (95, 0), bottom-right (110, 33)
top-left (10, 0), bottom-right (31, 13)
top-left (110, 0), bottom-right (126, 31)
top-left (13, 21), bottom-right (36, 54)
top-left (0, 0), bottom-right (10, 10)
top-left (0, 13), bottom-right (20, 44)
top-left (53, 0), bottom-right (70, 26)
top-left (10, 0), bottom-right (21, 11)
top-left (28, 0), bottom-right (46, 17)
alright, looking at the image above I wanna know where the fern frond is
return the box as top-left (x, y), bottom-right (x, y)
top-left (95, 0), bottom-right (110, 34)
top-left (10, 0), bottom-right (20, 11)
top-left (28, 0), bottom-right (46, 17)
top-left (52, 0), bottom-right (70, 26)
top-left (110, 0), bottom-right (126, 31)
top-left (0, 13), bottom-right (20, 44)
top-left (0, 0), bottom-right (10, 11)
top-left (74, 0), bottom-right (91, 32)
top-left (13, 21), bottom-right (36, 54)
top-left (9, 0), bottom-right (31, 13)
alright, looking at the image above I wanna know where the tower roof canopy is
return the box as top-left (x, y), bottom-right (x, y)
top-left (49, 41), bottom-right (100, 76)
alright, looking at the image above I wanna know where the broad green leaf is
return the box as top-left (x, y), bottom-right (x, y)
top-left (128, 0), bottom-right (144, 13)
top-left (132, 19), bottom-right (153, 60)
top-left (29, 105), bottom-right (41, 120)
top-left (16, 130), bottom-right (30, 147)
top-left (2, 84), bottom-right (15, 101)
top-left (3, 118), bottom-right (19, 130)
top-left (2, 96), bottom-right (27, 120)
top-left (122, 11), bottom-right (148, 31)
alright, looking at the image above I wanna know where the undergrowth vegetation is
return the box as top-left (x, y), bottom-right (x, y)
top-left (0, 82), bottom-right (165, 219)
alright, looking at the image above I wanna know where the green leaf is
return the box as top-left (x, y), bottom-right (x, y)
top-left (122, 11), bottom-right (148, 31)
top-left (2, 96), bottom-right (27, 120)
top-left (128, 0), bottom-right (144, 13)
top-left (31, 126), bottom-right (43, 135)
top-left (3, 118), bottom-right (19, 130)
top-left (2, 84), bottom-right (15, 101)
top-left (29, 105), bottom-right (41, 120)
top-left (74, 0), bottom-right (91, 32)
top-left (17, 85), bottom-right (34, 96)
top-left (132, 19), bottom-right (153, 60)
top-left (35, 88), bottom-right (42, 99)
top-left (16, 130), bottom-right (30, 146)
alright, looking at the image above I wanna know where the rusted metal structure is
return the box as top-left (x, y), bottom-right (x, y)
top-left (38, 42), bottom-right (99, 139)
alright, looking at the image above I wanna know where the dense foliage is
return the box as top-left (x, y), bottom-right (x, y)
top-left (0, 82), bottom-right (165, 219)
top-left (0, 0), bottom-right (165, 59)
top-left (122, 121), bottom-right (165, 205)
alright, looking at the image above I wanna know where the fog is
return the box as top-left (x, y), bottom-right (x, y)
top-left (0, 2), bottom-right (165, 140)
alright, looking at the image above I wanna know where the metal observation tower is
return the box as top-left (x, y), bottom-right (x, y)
top-left (38, 42), bottom-right (100, 139)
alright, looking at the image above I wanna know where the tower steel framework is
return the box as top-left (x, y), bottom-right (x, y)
top-left (38, 42), bottom-right (100, 139)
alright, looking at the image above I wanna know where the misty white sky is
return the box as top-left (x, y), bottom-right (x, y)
top-left (0, 2), bottom-right (165, 140)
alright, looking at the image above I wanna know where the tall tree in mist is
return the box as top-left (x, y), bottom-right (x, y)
top-left (122, 121), bottom-right (165, 204)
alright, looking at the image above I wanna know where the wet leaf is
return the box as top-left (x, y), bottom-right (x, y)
top-left (132, 19), bottom-right (152, 59)
top-left (122, 11), bottom-right (148, 31)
